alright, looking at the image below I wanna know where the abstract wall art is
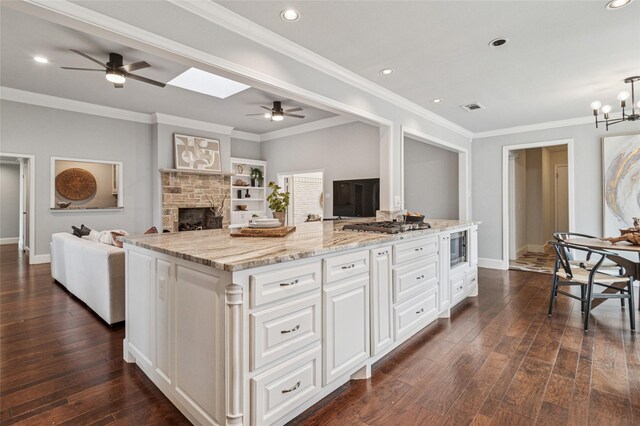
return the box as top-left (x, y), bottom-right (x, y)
top-left (174, 133), bottom-right (221, 172)
top-left (603, 133), bottom-right (640, 235)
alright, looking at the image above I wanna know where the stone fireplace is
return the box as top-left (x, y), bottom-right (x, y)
top-left (161, 171), bottom-right (231, 232)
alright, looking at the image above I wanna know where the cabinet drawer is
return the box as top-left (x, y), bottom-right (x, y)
top-left (393, 255), bottom-right (438, 304)
top-left (323, 250), bottom-right (369, 284)
top-left (451, 271), bottom-right (466, 305)
top-left (250, 262), bottom-right (321, 309)
top-left (251, 345), bottom-right (321, 426)
top-left (465, 269), bottom-right (478, 294)
top-left (250, 293), bottom-right (321, 371)
top-left (394, 288), bottom-right (438, 341)
top-left (393, 236), bottom-right (438, 266)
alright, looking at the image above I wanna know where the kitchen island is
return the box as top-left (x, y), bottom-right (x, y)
top-left (120, 219), bottom-right (479, 426)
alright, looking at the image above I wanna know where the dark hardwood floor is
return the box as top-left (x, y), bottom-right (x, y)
top-left (1, 244), bottom-right (638, 425)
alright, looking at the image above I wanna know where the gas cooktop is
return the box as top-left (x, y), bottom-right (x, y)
top-left (342, 221), bottom-right (431, 234)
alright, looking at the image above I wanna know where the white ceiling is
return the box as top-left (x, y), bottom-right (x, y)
top-left (218, 0), bottom-right (640, 132)
top-left (0, 7), bottom-right (335, 134)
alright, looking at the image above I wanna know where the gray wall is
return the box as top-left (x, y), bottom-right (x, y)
top-left (231, 138), bottom-right (261, 160)
top-left (0, 162), bottom-right (20, 239)
top-left (0, 100), bottom-right (153, 257)
top-left (404, 137), bottom-right (459, 220)
top-left (472, 120), bottom-right (639, 262)
top-left (260, 122), bottom-right (380, 217)
top-left (525, 149), bottom-right (544, 247)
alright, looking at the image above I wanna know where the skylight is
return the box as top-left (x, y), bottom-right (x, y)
top-left (167, 68), bottom-right (250, 99)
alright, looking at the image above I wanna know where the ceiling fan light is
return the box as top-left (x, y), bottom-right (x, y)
top-left (271, 112), bottom-right (284, 121)
top-left (106, 70), bottom-right (126, 84)
top-left (263, 112), bottom-right (272, 119)
top-left (606, 0), bottom-right (633, 9)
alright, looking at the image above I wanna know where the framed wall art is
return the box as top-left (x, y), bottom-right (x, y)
top-left (174, 133), bottom-right (221, 172)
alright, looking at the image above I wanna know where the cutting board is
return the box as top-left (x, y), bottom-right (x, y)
top-left (231, 226), bottom-right (296, 238)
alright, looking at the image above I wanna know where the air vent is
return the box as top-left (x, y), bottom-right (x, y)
top-left (461, 103), bottom-right (485, 112)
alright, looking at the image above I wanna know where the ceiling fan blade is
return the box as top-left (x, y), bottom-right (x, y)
top-left (260, 106), bottom-right (273, 111)
top-left (246, 113), bottom-right (267, 116)
top-left (114, 83), bottom-right (124, 89)
top-left (285, 107), bottom-right (303, 113)
top-left (126, 73), bottom-right (166, 88)
top-left (284, 113), bottom-right (306, 119)
top-left (120, 61), bottom-right (150, 73)
top-left (70, 49), bottom-right (107, 68)
top-left (60, 67), bottom-right (104, 71)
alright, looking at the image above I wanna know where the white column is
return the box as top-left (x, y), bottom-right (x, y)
top-left (225, 283), bottom-right (243, 425)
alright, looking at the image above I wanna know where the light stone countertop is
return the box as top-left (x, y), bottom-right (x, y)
top-left (120, 219), bottom-right (479, 272)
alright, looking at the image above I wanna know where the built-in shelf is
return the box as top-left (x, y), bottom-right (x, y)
top-left (232, 198), bottom-right (263, 201)
top-left (232, 186), bottom-right (264, 189)
top-left (230, 157), bottom-right (267, 225)
top-left (160, 168), bottom-right (235, 177)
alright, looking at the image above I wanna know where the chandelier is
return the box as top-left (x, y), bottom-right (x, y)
top-left (591, 76), bottom-right (640, 130)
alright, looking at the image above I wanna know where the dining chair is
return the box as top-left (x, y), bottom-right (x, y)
top-left (548, 240), bottom-right (635, 333)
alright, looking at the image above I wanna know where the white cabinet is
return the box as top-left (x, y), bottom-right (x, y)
top-left (438, 234), bottom-right (451, 314)
top-left (392, 255), bottom-right (438, 304)
top-left (370, 247), bottom-right (392, 356)
top-left (322, 273), bottom-right (369, 385)
top-left (469, 225), bottom-right (478, 267)
top-left (450, 268), bottom-right (466, 306)
top-left (393, 287), bottom-right (438, 341)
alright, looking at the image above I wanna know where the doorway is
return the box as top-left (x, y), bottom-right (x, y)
top-left (277, 170), bottom-right (324, 226)
top-left (502, 140), bottom-right (574, 272)
top-left (0, 153), bottom-right (36, 264)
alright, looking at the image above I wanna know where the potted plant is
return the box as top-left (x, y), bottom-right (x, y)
top-left (267, 181), bottom-right (290, 225)
top-left (250, 167), bottom-right (263, 187)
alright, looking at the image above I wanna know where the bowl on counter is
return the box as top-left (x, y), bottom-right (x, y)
top-left (403, 214), bottom-right (425, 223)
top-left (236, 205), bottom-right (248, 211)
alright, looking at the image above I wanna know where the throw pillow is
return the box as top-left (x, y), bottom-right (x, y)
top-left (111, 231), bottom-right (127, 248)
top-left (144, 226), bottom-right (159, 234)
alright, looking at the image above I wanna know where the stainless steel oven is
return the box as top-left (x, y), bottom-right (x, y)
top-left (450, 231), bottom-right (467, 266)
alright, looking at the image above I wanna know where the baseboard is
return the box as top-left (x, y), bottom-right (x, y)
top-left (0, 237), bottom-right (19, 245)
top-left (31, 254), bottom-right (51, 264)
top-left (478, 257), bottom-right (506, 270)
top-left (527, 244), bottom-right (545, 253)
top-left (516, 245), bottom-right (528, 258)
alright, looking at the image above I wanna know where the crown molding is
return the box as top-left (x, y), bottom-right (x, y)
top-left (0, 86), bottom-right (152, 123)
top-left (473, 115), bottom-right (594, 139)
top-left (168, 0), bottom-right (473, 139)
top-left (259, 116), bottom-right (356, 142)
top-left (230, 130), bottom-right (261, 142)
top-left (152, 113), bottom-right (234, 135)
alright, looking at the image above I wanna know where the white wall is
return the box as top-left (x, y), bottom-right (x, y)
top-left (472, 120), bottom-right (639, 263)
top-left (231, 138), bottom-right (261, 160)
top-left (0, 162), bottom-right (20, 240)
top-left (260, 122), bottom-right (380, 217)
top-left (404, 137), bottom-right (458, 219)
top-left (0, 100), bottom-right (153, 258)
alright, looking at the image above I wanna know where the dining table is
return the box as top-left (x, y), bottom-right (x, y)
top-left (567, 237), bottom-right (640, 310)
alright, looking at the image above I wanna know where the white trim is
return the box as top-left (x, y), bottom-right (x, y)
top-left (478, 258), bottom-right (505, 270)
top-left (168, 0), bottom-right (473, 139)
top-left (50, 156), bottom-right (124, 209)
top-left (259, 116), bottom-right (356, 142)
top-left (0, 152), bottom-right (36, 264)
top-left (401, 127), bottom-right (470, 221)
top-left (0, 86), bottom-right (151, 123)
top-left (31, 254), bottom-right (51, 264)
top-left (0, 238), bottom-right (19, 245)
top-left (502, 139), bottom-right (575, 270)
top-left (554, 163), bottom-right (569, 233)
top-left (152, 113), bottom-right (234, 135)
top-left (230, 130), bottom-right (261, 142)
top-left (474, 116), bottom-right (593, 139)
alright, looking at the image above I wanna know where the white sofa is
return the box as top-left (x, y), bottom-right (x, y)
top-left (51, 232), bottom-right (125, 325)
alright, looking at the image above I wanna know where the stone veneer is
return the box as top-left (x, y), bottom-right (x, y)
top-left (161, 171), bottom-right (231, 232)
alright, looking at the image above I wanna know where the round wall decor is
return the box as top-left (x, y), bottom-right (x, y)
top-left (55, 168), bottom-right (97, 200)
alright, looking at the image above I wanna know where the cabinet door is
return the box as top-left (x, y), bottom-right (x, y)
top-left (469, 226), bottom-right (478, 267)
top-left (450, 271), bottom-right (466, 306)
top-left (323, 274), bottom-right (370, 385)
top-left (370, 247), bottom-right (392, 356)
top-left (438, 234), bottom-right (450, 313)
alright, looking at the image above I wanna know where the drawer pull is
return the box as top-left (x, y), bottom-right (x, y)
top-left (280, 324), bottom-right (300, 334)
top-left (416, 274), bottom-right (425, 280)
top-left (416, 308), bottom-right (425, 314)
top-left (341, 264), bottom-right (356, 270)
top-left (379, 250), bottom-right (389, 255)
top-left (282, 381), bottom-right (301, 394)
top-left (414, 247), bottom-right (423, 252)
top-left (279, 279), bottom-right (299, 287)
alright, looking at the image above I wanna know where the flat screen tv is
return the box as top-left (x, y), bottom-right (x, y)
top-left (332, 178), bottom-right (380, 217)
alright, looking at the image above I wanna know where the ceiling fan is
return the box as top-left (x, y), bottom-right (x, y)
top-left (246, 101), bottom-right (305, 121)
top-left (61, 49), bottom-right (166, 88)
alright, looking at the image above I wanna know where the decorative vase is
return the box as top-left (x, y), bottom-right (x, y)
top-left (273, 211), bottom-right (286, 226)
top-left (237, 189), bottom-right (242, 199)
top-left (237, 164), bottom-right (244, 174)
top-left (251, 178), bottom-right (256, 187)
top-left (245, 189), bottom-right (251, 198)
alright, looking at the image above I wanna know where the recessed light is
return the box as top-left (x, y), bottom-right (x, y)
top-left (606, 0), bottom-right (633, 9)
top-left (281, 9), bottom-right (300, 21)
top-left (433, 99), bottom-right (442, 103)
top-left (380, 68), bottom-right (394, 75)
top-left (488, 38), bottom-right (509, 47)
top-left (33, 56), bottom-right (48, 64)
